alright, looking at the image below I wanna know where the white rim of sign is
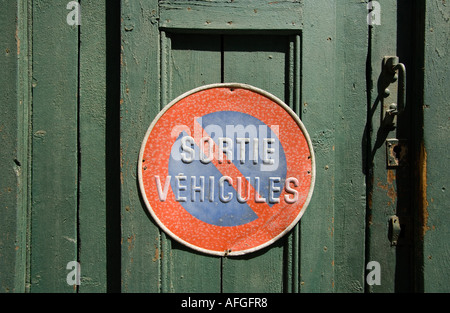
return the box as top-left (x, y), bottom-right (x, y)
top-left (138, 83), bottom-right (316, 256)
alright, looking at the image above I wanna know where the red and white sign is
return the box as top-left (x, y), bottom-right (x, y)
top-left (138, 83), bottom-right (315, 256)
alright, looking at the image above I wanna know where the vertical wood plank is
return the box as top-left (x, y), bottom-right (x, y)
top-left (366, 0), bottom-right (399, 293)
top-left (30, 0), bottom-right (79, 292)
top-left (79, 0), bottom-right (107, 292)
top-left (421, 0), bottom-right (450, 293)
top-left (78, 0), bottom-right (121, 292)
top-left (121, 0), bottom-right (161, 292)
top-left (168, 34), bottom-right (222, 100)
top-left (0, 0), bottom-right (31, 293)
top-left (300, 0), bottom-right (336, 292)
top-left (285, 35), bottom-right (301, 293)
top-left (165, 33), bottom-right (222, 292)
top-left (221, 35), bottom-right (289, 293)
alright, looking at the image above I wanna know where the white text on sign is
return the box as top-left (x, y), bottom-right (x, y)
top-left (151, 120), bottom-right (305, 205)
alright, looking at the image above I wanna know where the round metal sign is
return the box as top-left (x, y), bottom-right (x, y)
top-left (138, 83), bottom-right (315, 256)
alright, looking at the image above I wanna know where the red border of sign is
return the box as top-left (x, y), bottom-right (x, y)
top-left (138, 83), bottom-right (315, 256)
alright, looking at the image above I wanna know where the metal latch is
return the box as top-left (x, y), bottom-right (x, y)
top-left (381, 56), bottom-right (407, 118)
top-left (380, 56), bottom-right (408, 169)
top-left (386, 138), bottom-right (408, 168)
top-left (388, 215), bottom-right (401, 246)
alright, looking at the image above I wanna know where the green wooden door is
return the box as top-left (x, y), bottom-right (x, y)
top-left (120, 0), bottom-right (428, 293)
top-left (121, 0), bottom-right (367, 293)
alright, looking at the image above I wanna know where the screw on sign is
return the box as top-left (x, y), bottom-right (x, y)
top-left (138, 83), bottom-right (315, 256)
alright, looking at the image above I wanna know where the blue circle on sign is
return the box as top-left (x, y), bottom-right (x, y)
top-left (168, 111), bottom-right (287, 227)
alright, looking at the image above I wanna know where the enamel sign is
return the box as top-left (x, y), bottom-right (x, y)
top-left (138, 83), bottom-right (315, 256)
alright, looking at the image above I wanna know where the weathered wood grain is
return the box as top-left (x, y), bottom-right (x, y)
top-left (333, 1), bottom-right (368, 293)
top-left (222, 34), bottom-right (290, 293)
top-left (366, 0), bottom-right (405, 293)
top-left (2, 0), bottom-right (445, 294)
top-left (165, 33), bottom-right (222, 292)
top-left (421, 0), bottom-right (450, 293)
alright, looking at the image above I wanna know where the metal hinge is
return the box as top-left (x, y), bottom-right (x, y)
top-left (381, 56), bottom-right (407, 119)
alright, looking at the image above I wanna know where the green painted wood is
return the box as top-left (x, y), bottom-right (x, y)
top-left (30, 1), bottom-right (79, 292)
top-left (79, 0), bottom-right (107, 292)
top-left (0, 0), bottom-right (31, 293)
top-left (164, 33), bottom-right (222, 292)
top-left (285, 35), bottom-right (301, 293)
top-left (221, 34), bottom-right (290, 293)
top-left (223, 35), bottom-right (288, 101)
top-left (120, 0), bottom-right (380, 293)
top-left (365, 0), bottom-right (426, 293)
top-left (159, 0), bottom-right (303, 32)
top-left (411, 1), bottom-right (427, 292)
top-left (3, 0), bottom-right (439, 293)
top-left (120, 0), bottom-right (162, 292)
top-left (78, 0), bottom-right (121, 293)
top-left (421, 0), bottom-right (450, 293)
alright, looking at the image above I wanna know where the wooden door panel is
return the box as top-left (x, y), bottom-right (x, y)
top-left (2, 0), bottom-right (437, 294)
top-left (121, 0), bottom-right (161, 293)
top-left (160, 33), bottom-right (295, 292)
top-left (30, 1), bottom-right (79, 292)
top-left (222, 34), bottom-right (293, 293)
